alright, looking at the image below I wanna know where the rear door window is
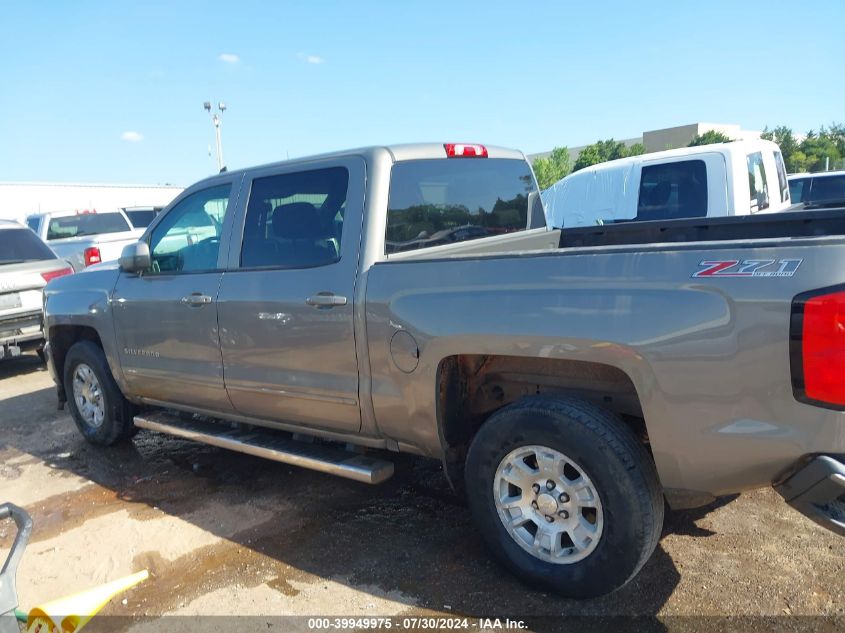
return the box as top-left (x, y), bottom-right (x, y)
top-left (240, 167), bottom-right (349, 269)
top-left (747, 152), bottom-right (769, 212)
top-left (636, 160), bottom-right (707, 221)
top-left (386, 158), bottom-right (538, 254)
top-left (46, 212), bottom-right (131, 240)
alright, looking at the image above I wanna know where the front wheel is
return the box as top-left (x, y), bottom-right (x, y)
top-left (64, 340), bottom-right (136, 445)
top-left (465, 396), bottom-right (663, 598)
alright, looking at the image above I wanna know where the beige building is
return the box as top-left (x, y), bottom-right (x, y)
top-left (529, 122), bottom-right (762, 163)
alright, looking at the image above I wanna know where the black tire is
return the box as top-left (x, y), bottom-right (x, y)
top-left (63, 340), bottom-right (136, 445)
top-left (465, 395), bottom-right (663, 598)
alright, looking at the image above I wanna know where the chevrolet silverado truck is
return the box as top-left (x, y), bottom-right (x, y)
top-left (42, 143), bottom-right (845, 598)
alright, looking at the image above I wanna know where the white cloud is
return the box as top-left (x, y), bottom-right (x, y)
top-left (121, 131), bottom-right (143, 142)
top-left (219, 53), bottom-right (240, 64)
top-left (296, 52), bottom-right (324, 64)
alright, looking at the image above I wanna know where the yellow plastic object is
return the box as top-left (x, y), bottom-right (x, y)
top-left (26, 569), bottom-right (149, 633)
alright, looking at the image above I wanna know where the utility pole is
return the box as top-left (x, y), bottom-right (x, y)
top-left (203, 101), bottom-right (227, 172)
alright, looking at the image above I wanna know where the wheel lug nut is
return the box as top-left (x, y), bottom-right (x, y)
top-left (546, 480), bottom-right (555, 490)
top-left (532, 483), bottom-right (541, 493)
top-left (531, 501), bottom-right (538, 509)
top-left (559, 493), bottom-right (569, 503)
top-left (558, 510), bottom-right (569, 519)
top-left (544, 515), bottom-right (554, 523)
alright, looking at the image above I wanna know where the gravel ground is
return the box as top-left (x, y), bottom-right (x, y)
top-left (0, 353), bottom-right (843, 632)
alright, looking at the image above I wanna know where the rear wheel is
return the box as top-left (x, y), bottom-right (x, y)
top-left (465, 396), bottom-right (663, 598)
top-left (64, 341), bottom-right (136, 445)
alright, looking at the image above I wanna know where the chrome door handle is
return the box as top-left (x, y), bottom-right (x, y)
top-left (181, 294), bottom-right (213, 306)
top-left (305, 293), bottom-right (347, 308)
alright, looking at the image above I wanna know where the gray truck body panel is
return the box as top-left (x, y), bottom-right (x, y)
top-left (43, 144), bottom-right (845, 507)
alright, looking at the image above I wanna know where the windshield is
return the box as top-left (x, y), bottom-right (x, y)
top-left (386, 158), bottom-right (538, 254)
top-left (0, 228), bottom-right (57, 264)
top-left (46, 212), bottom-right (131, 240)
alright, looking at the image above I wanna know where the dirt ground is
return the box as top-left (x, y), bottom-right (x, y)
top-left (1, 353), bottom-right (843, 632)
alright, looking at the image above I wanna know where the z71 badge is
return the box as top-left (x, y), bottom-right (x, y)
top-left (693, 258), bottom-right (803, 278)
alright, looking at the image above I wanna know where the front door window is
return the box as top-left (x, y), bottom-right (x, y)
top-left (149, 184), bottom-right (232, 273)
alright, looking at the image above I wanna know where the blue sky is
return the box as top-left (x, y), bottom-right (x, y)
top-left (1, 0), bottom-right (842, 185)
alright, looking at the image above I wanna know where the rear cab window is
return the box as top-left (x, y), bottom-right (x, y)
top-left (386, 158), bottom-right (537, 254)
top-left (636, 160), bottom-right (708, 221)
top-left (46, 212), bottom-right (131, 240)
top-left (806, 175), bottom-right (845, 207)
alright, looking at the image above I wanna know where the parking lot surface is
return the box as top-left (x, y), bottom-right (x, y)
top-left (1, 354), bottom-right (843, 631)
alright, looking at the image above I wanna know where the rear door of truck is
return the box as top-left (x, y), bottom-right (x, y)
top-left (216, 156), bottom-right (366, 433)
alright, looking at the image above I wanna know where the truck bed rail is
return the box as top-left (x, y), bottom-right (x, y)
top-left (559, 208), bottom-right (845, 249)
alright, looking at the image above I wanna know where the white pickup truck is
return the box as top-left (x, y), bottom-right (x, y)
top-left (543, 139), bottom-right (792, 228)
top-left (26, 209), bottom-right (143, 271)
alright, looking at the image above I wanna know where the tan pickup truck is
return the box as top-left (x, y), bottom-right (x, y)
top-left (43, 143), bottom-right (845, 597)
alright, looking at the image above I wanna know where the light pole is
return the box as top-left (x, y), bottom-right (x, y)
top-left (203, 101), bottom-right (227, 172)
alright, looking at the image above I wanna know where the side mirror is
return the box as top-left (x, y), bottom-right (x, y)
top-left (119, 242), bottom-right (151, 273)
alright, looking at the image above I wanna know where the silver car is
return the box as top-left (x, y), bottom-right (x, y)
top-left (0, 220), bottom-right (73, 360)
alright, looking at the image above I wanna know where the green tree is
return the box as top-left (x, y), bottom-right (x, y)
top-left (688, 130), bottom-right (733, 146)
top-left (787, 150), bottom-right (810, 173)
top-left (572, 138), bottom-right (631, 172)
top-left (827, 122), bottom-right (845, 158)
top-left (761, 125), bottom-right (803, 172)
top-left (627, 143), bottom-right (647, 156)
top-left (532, 147), bottom-right (572, 190)
top-left (799, 130), bottom-right (842, 172)
top-left (573, 145), bottom-right (604, 172)
top-left (595, 139), bottom-right (629, 161)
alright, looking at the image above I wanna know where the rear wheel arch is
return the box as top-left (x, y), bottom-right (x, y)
top-left (436, 354), bottom-right (650, 459)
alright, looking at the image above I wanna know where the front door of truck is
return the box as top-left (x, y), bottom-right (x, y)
top-left (216, 158), bottom-right (365, 433)
top-left (112, 179), bottom-right (240, 412)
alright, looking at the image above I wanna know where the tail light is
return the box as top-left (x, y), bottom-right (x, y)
top-left (791, 286), bottom-right (845, 409)
top-left (83, 246), bottom-right (102, 267)
top-left (444, 143), bottom-right (488, 158)
top-left (41, 267), bottom-right (73, 283)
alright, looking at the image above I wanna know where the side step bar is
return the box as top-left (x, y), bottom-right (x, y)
top-left (133, 411), bottom-right (394, 484)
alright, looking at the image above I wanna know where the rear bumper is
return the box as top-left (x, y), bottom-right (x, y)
top-left (0, 310), bottom-right (44, 358)
top-left (775, 455), bottom-right (845, 537)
